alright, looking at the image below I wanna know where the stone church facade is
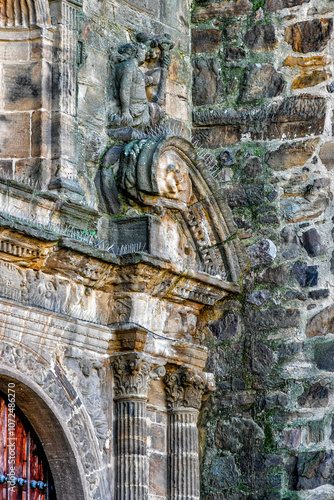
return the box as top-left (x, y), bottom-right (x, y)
top-left (0, 0), bottom-right (334, 499)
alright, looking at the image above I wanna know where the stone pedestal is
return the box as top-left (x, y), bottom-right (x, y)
top-left (112, 353), bottom-right (165, 500)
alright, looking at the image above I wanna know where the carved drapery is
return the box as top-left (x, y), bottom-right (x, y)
top-left (164, 367), bottom-right (215, 500)
top-left (0, 0), bottom-right (50, 27)
top-left (112, 353), bottom-right (165, 500)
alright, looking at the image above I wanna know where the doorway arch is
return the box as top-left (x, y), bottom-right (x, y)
top-left (0, 367), bottom-right (88, 500)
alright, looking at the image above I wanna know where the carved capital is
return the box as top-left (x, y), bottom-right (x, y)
top-left (112, 353), bottom-right (166, 399)
top-left (164, 367), bottom-right (215, 410)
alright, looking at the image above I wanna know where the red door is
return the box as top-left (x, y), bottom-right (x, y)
top-left (0, 390), bottom-right (56, 500)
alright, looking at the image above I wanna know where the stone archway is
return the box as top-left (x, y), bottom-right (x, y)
top-left (0, 341), bottom-right (107, 500)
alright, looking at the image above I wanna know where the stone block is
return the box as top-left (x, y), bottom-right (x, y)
top-left (292, 70), bottom-right (330, 89)
top-left (244, 24), bottom-right (278, 51)
top-left (209, 313), bottom-right (239, 339)
top-left (319, 141), bottom-right (334, 170)
top-left (3, 62), bottom-right (43, 111)
top-left (291, 261), bottom-right (318, 287)
top-left (123, 0), bottom-right (159, 17)
top-left (192, 0), bottom-right (252, 22)
top-left (0, 160), bottom-right (13, 177)
top-left (306, 421), bottom-right (324, 444)
top-left (246, 308), bottom-right (300, 329)
top-left (246, 289), bottom-right (271, 306)
top-left (257, 265), bottom-right (288, 286)
top-left (191, 28), bottom-right (222, 54)
top-left (247, 239), bottom-right (276, 268)
top-left (239, 64), bottom-right (285, 103)
top-left (297, 382), bottom-right (329, 408)
top-left (0, 113), bottom-right (30, 158)
top-left (315, 342), bottom-right (334, 372)
top-left (149, 453), bottom-right (167, 497)
top-left (192, 57), bottom-right (224, 106)
top-left (247, 341), bottom-right (274, 375)
top-left (244, 157), bottom-right (262, 178)
top-left (215, 418), bottom-right (264, 453)
top-left (285, 19), bottom-right (333, 53)
top-left (210, 456), bottom-right (240, 489)
top-left (266, 138), bottom-right (319, 170)
top-left (265, 0), bottom-right (309, 10)
top-left (0, 40), bottom-right (29, 61)
top-left (31, 110), bottom-right (52, 159)
top-left (192, 126), bottom-right (241, 148)
top-left (297, 451), bottom-right (334, 490)
top-left (150, 423), bottom-right (166, 452)
top-left (283, 55), bottom-right (330, 67)
top-left (225, 46), bottom-right (245, 61)
top-left (223, 185), bottom-right (248, 208)
top-left (301, 228), bottom-right (327, 256)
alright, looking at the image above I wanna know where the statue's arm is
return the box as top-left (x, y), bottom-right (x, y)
top-left (118, 61), bottom-right (135, 126)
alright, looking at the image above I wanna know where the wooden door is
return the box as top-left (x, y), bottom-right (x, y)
top-left (0, 390), bottom-right (56, 500)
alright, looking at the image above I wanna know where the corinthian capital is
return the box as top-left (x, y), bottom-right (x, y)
top-left (164, 367), bottom-right (215, 410)
top-left (112, 353), bottom-right (166, 399)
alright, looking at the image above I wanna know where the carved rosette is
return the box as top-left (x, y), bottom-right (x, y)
top-left (164, 367), bottom-right (215, 410)
top-left (112, 353), bottom-right (166, 399)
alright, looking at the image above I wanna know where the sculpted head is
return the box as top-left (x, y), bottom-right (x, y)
top-left (118, 42), bottom-right (147, 65)
top-left (156, 150), bottom-right (192, 204)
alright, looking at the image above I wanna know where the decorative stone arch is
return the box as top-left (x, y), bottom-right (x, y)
top-left (0, 341), bottom-right (107, 500)
top-left (117, 134), bottom-right (248, 281)
top-left (0, 0), bottom-right (50, 27)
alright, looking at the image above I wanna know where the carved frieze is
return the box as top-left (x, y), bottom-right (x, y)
top-left (164, 367), bottom-right (215, 410)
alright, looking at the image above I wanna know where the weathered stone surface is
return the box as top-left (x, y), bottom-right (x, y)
top-left (283, 55), bottom-right (330, 67)
top-left (280, 428), bottom-right (302, 449)
top-left (285, 19), bottom-right (333, 54)
top-left (292, 70), bottom-right (330, 90)
top-left (192, 57), bottom-right (224, 106)
top-left (3, 62), bottom-right (44, 111)
top-left (257, 265), bottom-right (288, 286)
top-left (246, 308), bottom-right (300, 330)
top-left (246, 289), bottom-right (271, 306)
top-left (244, 157), bottom-right (262, 179)
top-left (306, 304), bottom-right (334, 337)
top-left (266, 139), bottom-right (319, 170)
top-left (247, 341), bottom-right (274, 375)
top-left (315, 342), bottom-right (334, 372)
top-left (192, 29), bottom-right (221, 54)
top-left (263, 391), bottom-right (288, 410)
top-left (247, 239), bottom-right (276, 268)
top-left (306, 420), bottom-right (324, 444)
top-left (297, 451), bottom-right (334, 490)
top-left (244, 24), bottom-right (278, 51)
top-left (215, 418), bottom-right (264, 453)
top-left (223, 185), bottom-right (248, 208)
top-left (319, 141), bottom-right (334, 170)
top-left (219, 150), bottom-right (235, 167)
top-left (301, 228), bottom-right (327, 256)
top-left (297, 383), bottom-right (329, 408)
top-left (192, 0), bottom-right (252, 22)
top-left (245, 183), bottom-right (264, 206)
top-left (239, 64), bottom-right (284, 103)
top-left (209, 313), bottom-right (239, 339)
top-left (291, 261), bottom-right (318, 287)
top-left (0, 114), bottom-right (31, 158)
top-left (210, 456), bottom-right (240, 489)
top-left (225, 46), bottom-right (246, 61)
top-left (193, 95), bottom-right (326, 143)
top-left (305, 485), bottom-right (334, 500)
top-left (265, 0), bottom-right (310, 11)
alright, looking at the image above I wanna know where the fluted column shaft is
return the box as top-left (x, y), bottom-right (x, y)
top-left (112, 353), bottom-right (165, 500)
top-left (164, 367), bottom-right (215, 500)
top-left (168, 408), bottom-right (200, 500)
top-left (115, 396), bottom-right (148, 500)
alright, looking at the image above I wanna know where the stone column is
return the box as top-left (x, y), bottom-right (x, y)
top-left (164, 368), bottom-right (215, 500)
top-left (112, 353), bottom-right (165, 500)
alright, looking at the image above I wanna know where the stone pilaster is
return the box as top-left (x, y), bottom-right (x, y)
top-left (164, 368), bottom-right (215, 500)
top-left (49, 0), bottom-right (84, 200)
top-left (112, 353), bottom-right (165, 500)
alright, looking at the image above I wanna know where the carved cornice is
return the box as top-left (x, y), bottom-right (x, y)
top-left (164, 367), bottom-right (215, 410)
top-left (112, 353), bottom-right (166, 399)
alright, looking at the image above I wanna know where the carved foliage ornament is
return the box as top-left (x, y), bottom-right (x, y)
top-left (112, 354), bottom-right (166, 398)
top-left (164, 367), bottom-right (215, 410)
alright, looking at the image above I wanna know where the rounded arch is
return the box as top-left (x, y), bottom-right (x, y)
top-left (0, 0), bottom-right (50, 27)
top-left (0, 368), bottom-right (87, 500)
top-left (0, 340), bottom-right (108, 500)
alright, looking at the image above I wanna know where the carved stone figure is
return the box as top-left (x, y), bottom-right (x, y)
top-left (109, 33), bottom-right (173, 130)
top-left (78, 357), bottom-right (109, 445)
